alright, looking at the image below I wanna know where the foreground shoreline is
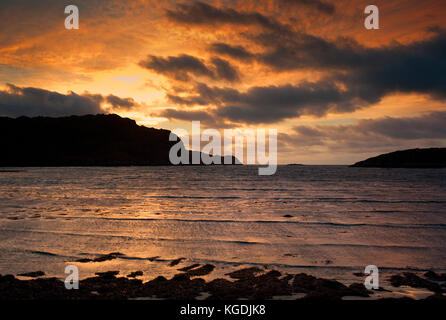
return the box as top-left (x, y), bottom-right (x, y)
top-left (1, 264), bottom-right (445, 301)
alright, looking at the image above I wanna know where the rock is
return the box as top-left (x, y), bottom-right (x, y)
top-left (141, 274), bottom-right (206, 300)
top-left (127, 271), bottom-right (143, 278)
top-left (171, 273), bottom-right (190, 282)
top-left (390, 272), bottom-right (443, 293)
top-left (178, 264), bottom-right (200, 272)
top-left (249, 270), bottom-right (292, 299)
top-left (0, 114), bottom-right (239, 167)
top-left (425, 293), bottom-right (446, 300)
top-left (207, 269), bottom-right (292, 300)
top-left (76, 252), bottom-right (124, 263)
top-left (293, 273), bottom-right (371, 299)
top-left (226, 267), bottom-right (263, 280)
top-left (80, 273), bottom-right (143, 299)
top-left (0, 274), bottom-right (16, 282)
top-left (170, 257), bottom-right (186, 267)
top-left (95, 271), bottom-right (120, 279)
top-left (2, 266), bottom-right (442, 301)
top-left (424, 271), bottom-right (446, 282)
top-left (17, 271), bottom-right (45, 278)
top-left (147, 256), bottom-right (160, 262)
top-left (346, 283), bottom-right (371, 297)
top-left (93, 252), bottom-right (124, 262)
top-left (185, 264), bottom-right (215, 277)
top-left (351, 148), bottom-right (446, 168)
top-left (206, 278), bottom-right (240, 300)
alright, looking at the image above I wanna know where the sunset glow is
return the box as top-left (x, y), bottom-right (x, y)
top-left (1, 0), bottom-right (445, 164)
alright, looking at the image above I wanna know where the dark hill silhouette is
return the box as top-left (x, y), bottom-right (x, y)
top-left (0, 114), bottom-right (238, 166)
top-left (351, 148), bottom-right (446, 168)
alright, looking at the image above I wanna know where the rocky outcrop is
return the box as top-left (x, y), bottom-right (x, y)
top-left (351, 148), bottom-right (446, 168)
top-left (0, 114), bottom-right (238, 166)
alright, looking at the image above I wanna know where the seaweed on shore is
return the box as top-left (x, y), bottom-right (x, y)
top-left (1, 267), bottom-right (445, 301)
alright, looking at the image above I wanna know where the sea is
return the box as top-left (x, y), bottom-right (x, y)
top-left (1, 165), bottom-right (445, 298)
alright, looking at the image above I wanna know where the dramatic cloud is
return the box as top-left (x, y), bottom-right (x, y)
top-left (105, 94), bottom-right (136, 110)
top-left (0, 84), bottom-right (104, 117)
top-left (253, 30), bottom-right (446, 102)
top-left (279, 0), bottom-right (335, 15)
top-left (165, 81), bottom-right (362, 124)
top-left (214, 82), bottom-right (355, 123)
top-left (168, 30), bottom-right (445, 124)
top-left (159, 108), bottom-right (215, 122)
top-left (291, 111), bottom-right (446, 148)
top-left (354, 111), bottom-right (446, 140)
top-left (0, 84), bottom-right (140, 117)
top-left (139, 54), bottom-right (213, 81)
top-left (139, 54), bottom-right (239, 82)
top-left (165, 1), bottom-right (289, 33)
top-left (163, 1), bottom-right (446, 105)
top-left (158, 2), bottom-right (446, 127)
top-left (210, 57), bottom-right (239, 82)
top-left (209, 43), bottom-right (255, 61)
top-left (2, 0), bottom-right (446, 164)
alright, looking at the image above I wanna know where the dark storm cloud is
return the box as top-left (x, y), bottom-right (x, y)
top-left (105, 94), bottom-right (136, 109)
top-left (0, 84), bottom-right (104, 117)
top-left (166, 93), bottom-right (209, 106)
top-left (335, 32), bottom-right (446, 104)
top-left (158, 107), bottom-right (233, 128)
top-left (0, 83), bottom-right (142, 117)
top-left (138, 54), bottom-right (213, 81)
top-left (167, 81), bottom-right (357, 124)
top-left (358, 111), bottom-right (446, 140)
top-left (426, 25), bottom-right (443, 34)
top-left (160, 108), bottom-right (214, 122)
top-left (214, 82), bottom-right (354, 123)
top-left (160, 2), bottom-right (446, 125)
top-left (209, 43), bottom-right (255, 61)
top-left (164, 30), bottom-right (446, 124)
top-left (210, 57), bottom-right (239, 82)
top-left (166, 83), bottom-right (238, 106)
top-left (165, 0), bottom-right (445, 103)
top-left (165, 1), bottom-right (289, 33)
top-left (279, 0), bottom-right (335, 15)
top-left (253, 30), bottom-right (446, 103)
top-left (139, 54), bottom-right (239, 82)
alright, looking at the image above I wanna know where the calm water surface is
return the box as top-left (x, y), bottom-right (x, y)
top-left (1, 165), bottom-right (445, 297)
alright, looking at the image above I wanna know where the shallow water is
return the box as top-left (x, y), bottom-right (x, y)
top-left (0, 165), bottom-right (445, 294)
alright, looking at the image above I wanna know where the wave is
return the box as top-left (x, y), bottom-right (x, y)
top-left (145, 195), bottom-right (241, 199)
top-left (22, 249), bottom-right (78, 260)
top-left (269, 197), bottom-right (446, 204)
top-left (182, 259), bottom-right (446, 273)
top-left (3, 228), bottom-right (445, 250)
top-left (1, 228), bottom-right (264, 244)
top-left (31, 216), bottom-right (446, 230)
top-left (18, 249), bottom-right (442, 273)
top-left (28, 250), bottom-right (58, 256)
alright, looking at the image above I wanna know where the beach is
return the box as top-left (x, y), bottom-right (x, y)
top-left (1, 165), bottom-right (445, 300)
top-left (1, 263), bottom-right (445, 300)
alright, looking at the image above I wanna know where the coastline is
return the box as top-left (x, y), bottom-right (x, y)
top-left (1, 264), bottom-right (445, 301)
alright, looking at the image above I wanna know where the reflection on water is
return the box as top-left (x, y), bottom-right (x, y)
top-left (0, 165), bottom-right (445, 297)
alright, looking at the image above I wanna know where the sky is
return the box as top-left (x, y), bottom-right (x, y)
top-left (0, 0), bottom-right (445, 164)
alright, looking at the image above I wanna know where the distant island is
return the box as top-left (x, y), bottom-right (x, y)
top-left (0, 114), bottom-right (237, 167)
top-left (351, 148), bottom-right (446, 168)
